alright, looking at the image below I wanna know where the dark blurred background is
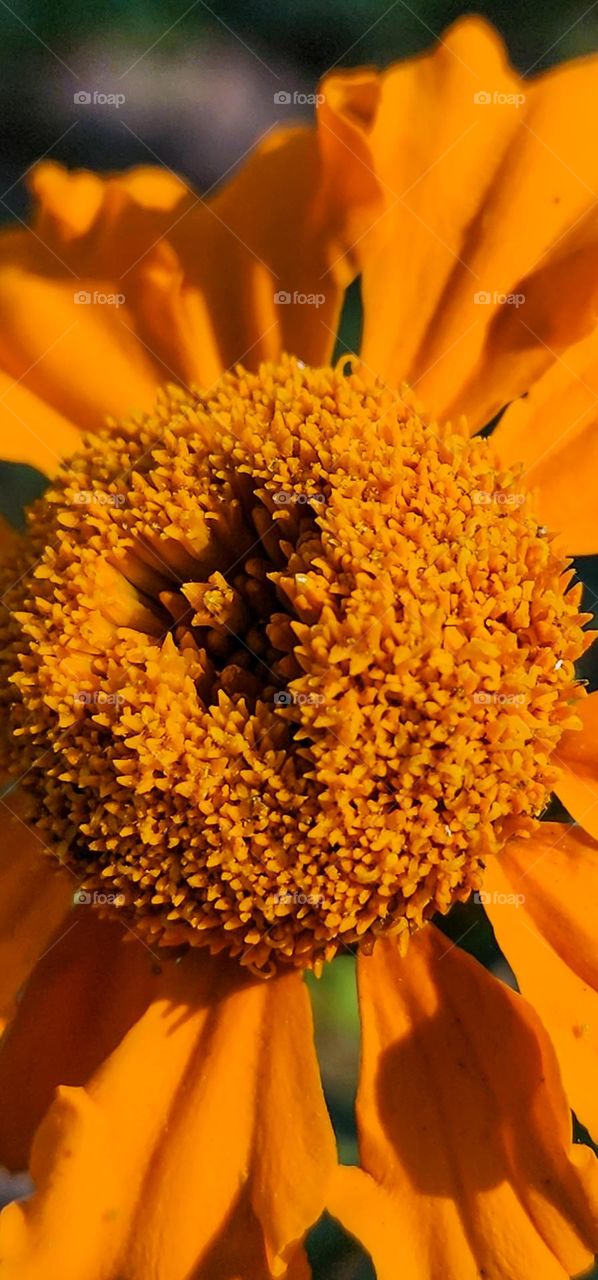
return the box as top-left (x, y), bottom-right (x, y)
top-left (1, 2), bottom-right (598, 1277)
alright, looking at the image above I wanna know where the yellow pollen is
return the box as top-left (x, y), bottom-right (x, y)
top-left (0, 356), bottom-right (589, 975)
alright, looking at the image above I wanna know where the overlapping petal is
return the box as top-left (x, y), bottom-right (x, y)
top-left (554, 691), bottom-right (598, 837)
top-left (0, 117), bottom-right (381, 474)
top-left (0, 370), bottom-right (79, 476)
top-left (329, 925), bottom-right (598, 1279)
top-left (493, 328), bottom-right (598, 554)
top-left (0, 222), bottom-right (162, 441)
top-left (485, 823), bottom-right (598, 1138)
top-left (0, 937), bottom-right (336, 1279)
top-left (161, 122), bottom-right (375, 381)
top-left (0, 913), bottom-right (158, 1171)
top-left (321, 16), bottom-right (598, 429)
top-left (0, 790), bottom-right (73, 1037)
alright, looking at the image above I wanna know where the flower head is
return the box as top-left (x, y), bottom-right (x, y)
top-left (1, 357), bottom-right (588, 977)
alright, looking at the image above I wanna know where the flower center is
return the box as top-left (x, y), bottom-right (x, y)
top-left (0, 357), bottom-right (586, 975)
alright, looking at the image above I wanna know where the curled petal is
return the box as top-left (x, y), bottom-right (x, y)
top-left (322, 16), bottom-right (598, 427)
top-left (555, 691), bottom-right (598, 838)
top-left (0, 790), bottom-right (73, 1037)
top-left (0, 119), bottom-right (378, 466)
top-left (329, 925), bottom-right (598, 1279)
top-left (485, 822), bottom-right (598, 1138)
top-left (493, 329), bottom-right (598, 554)
top-left (0, 943), bottom-right (335, 1279)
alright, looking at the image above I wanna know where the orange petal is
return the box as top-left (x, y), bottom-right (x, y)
top-left (493, 327), bottom-right (598, 553)
top-left (147, 116), bottom-right (379, 383)
top-left (484, 823), bottom-right (598, 1138)
top-left (0, 912), bottom-right (158, 1171)
top-left (0, 125), bottom-right (376, 446)
top-left (0, 790), bottom-right (73, 1037)
top-left (554, 691), bottom-right (598, 839)
top-left (0, 367), bottom-right (80, 474)
top-left (329, 925), bottom-right (598, 1279)
top-left (29, 161), bottom-right (209, 398)
top-left (436, 204), bottom-right (598, 431)
top-left (187, 1186), bottom-right (312, 1280)
top-left (0, 947), bottom-right (335, 1278)
top-left (0, 228), bottom-right (162, 433)
top-left (30, 162), bottom-right (188, 240)
top-left (331, 16), bottom-right (598, 427)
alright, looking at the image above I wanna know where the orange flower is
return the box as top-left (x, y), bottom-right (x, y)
top-left (0, 15), bottom-right (598, 1279)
